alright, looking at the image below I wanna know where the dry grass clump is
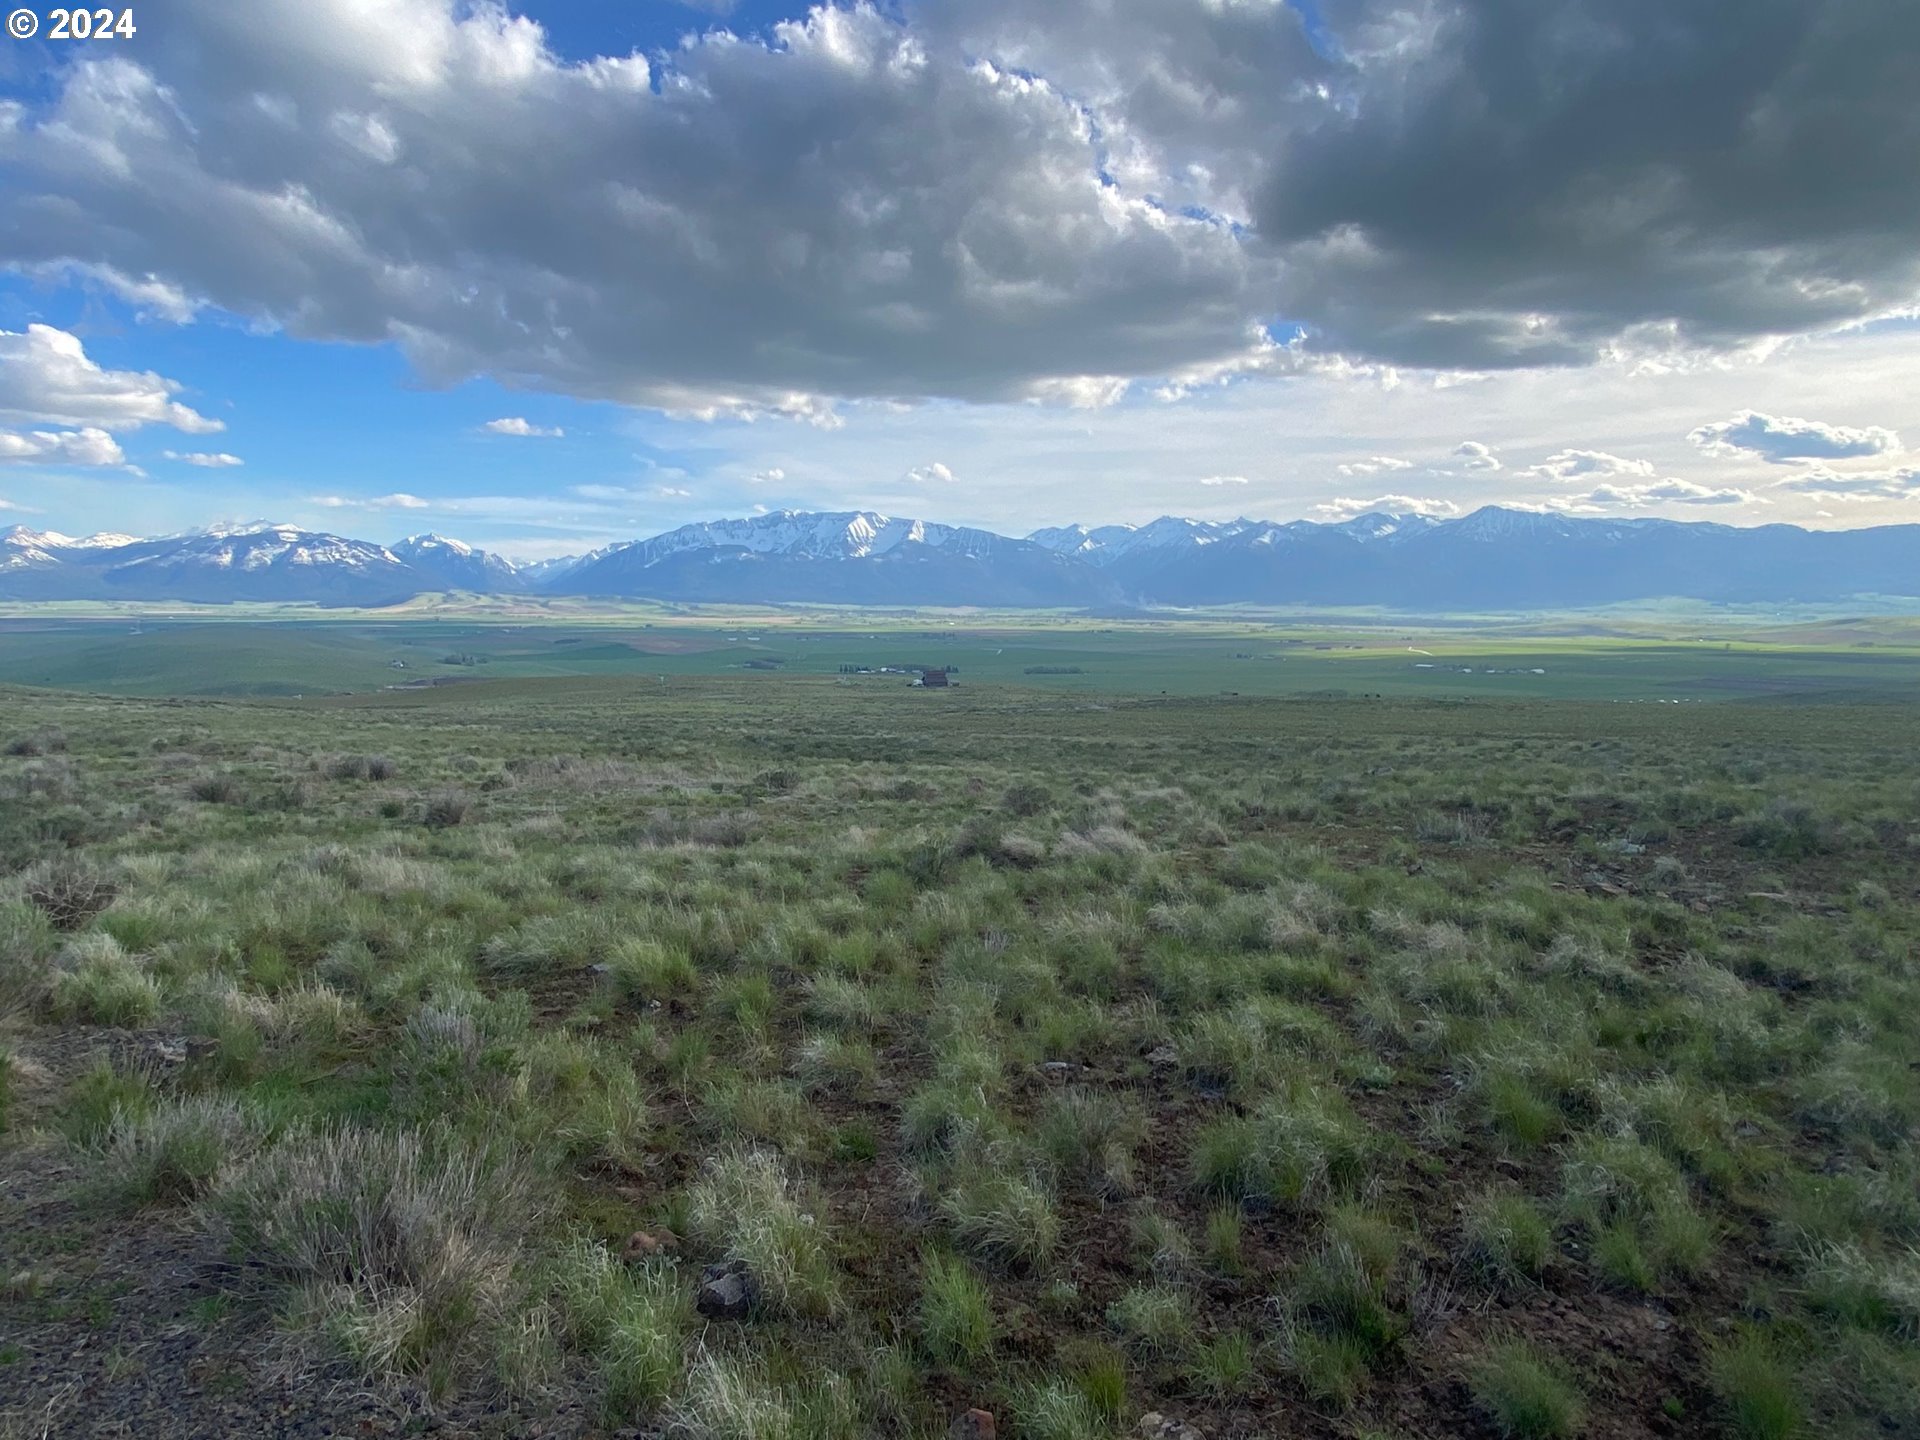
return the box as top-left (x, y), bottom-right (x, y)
top-left (21, 854), bottom-right (118, 931)
top-left (684, 1146), bottom-right (840, 1318)
top-left (323, 753), bottom-right (399, 781)
top-left (205, 1124), bottom-right (545, 1380)
top-left (97, 1093), bottom-right (269, 1206)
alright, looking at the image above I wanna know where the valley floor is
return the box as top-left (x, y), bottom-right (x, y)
top-left (2, 679), bottom-right (1916, 1439)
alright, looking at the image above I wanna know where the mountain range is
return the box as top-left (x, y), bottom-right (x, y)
top-left (5, 508), bottom-right (1918, 610)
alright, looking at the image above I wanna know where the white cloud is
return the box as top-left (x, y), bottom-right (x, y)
top-left (0, 426), bottom-right (127, 467)
top-left (1336, 456), bottom-right (1413, 477)
top-left (310, 492), bottom-right (429, 510)
top-left (21, 263), bottom-right (202, 324)
top-left (1689, 410), bottom-right (1901, 463)
top-left (0, 325), bottom-right (222, 433)
top-left (482, 417), bottom-right (563, 438)
top-left (1528, 449), bottom-right (1656, 481)
top-left (1452, 440), bottom-right (1502, 472)
top-left (747, 467), bottom-right (787, 485)
top-left (0, 6), bottom-right (1262, 415)
top-left (655, 486), bottom-right (692, 498)
top-left (1315, 494), bottom-right (1460, 519)
top-left (163, 450), bottom-right (244, 467)
top-left (905, 462), bottom-right (957, 484)
top-left (1197, 474), bottom-right (1249, 486)
top-left (1771, 465), bottom-right (1920, 501)
top-left (1581, 479), bottom-right (1762, 507)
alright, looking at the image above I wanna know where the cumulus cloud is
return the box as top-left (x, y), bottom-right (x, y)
top-left (311, 492), bottom-right (429, 510)
top-left (1581, 479), bottom-right (1762, 508)
top-left (655, 486), bottom-right (692, 498)
top-left (1337, 456), bottom-right (1413, 477)
top-left (164, 450), bottom-right (244, 467)
top-left (747, 468), bottom-right (787, 485)
top-left (483, 417), bottom-right (564, 438)
top-left (0, 426), bottom-right (127, 466)
top-left (933, 0), bottom-right (1920, 370)
top-left (0, 3), bottom-right (1262, 415)
top-left (0, 325), bottom-right (222, 433)
top-left (1315, 494), bottom-right (1461, 519)
top-left (1772, 465), bottom-right (1920, 501)
top-left (905, 462), bottom-right (957, 484)
top-left (1452, 441), bottom-right (1502, 472)
top-left (1197, 475), bottom-right (1249, 486)
top-left (1688, 410), bottom-right (1903, 463)
top-left (2, 0), bottom-right (1912, 421)
top-left (1529, 449), bottom-right (1655, 482)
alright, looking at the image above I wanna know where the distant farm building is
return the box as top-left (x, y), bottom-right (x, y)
top-left (915, 668), bottom-right (951, 688)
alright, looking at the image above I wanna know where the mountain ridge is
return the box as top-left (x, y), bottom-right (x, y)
top-left (6, 508), bottom-right (1919, 609)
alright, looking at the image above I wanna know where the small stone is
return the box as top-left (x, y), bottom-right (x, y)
top-left (949, 1409), bottom-right (996, 1440)
top-left (1144, 1045), bottom-right (1179, 1071)
top-left (588, 962), bottom-right (612, 976)
top-left (696, 1258), bottom-right (759, 1319)
top-left (1042, 1061), bottom-right (1074, 1076)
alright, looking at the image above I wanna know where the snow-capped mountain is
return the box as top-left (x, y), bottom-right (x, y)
top-left (1028, 516), bottom-right (1252, 562)
top-left (561, 511), bottom-right (1118, 607)
top-left (392, 534), bottom-right (525, 593)
top-left (0, 523), bottom-right (522, 604)
top-left (4, 509), bottom-right (1919, 608)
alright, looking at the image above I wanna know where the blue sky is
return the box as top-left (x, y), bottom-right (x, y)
top-left (1, 0), bottom-right (1915, 557)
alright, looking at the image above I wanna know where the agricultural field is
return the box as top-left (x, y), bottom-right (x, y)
top-left (1, 671), bottom-right (1917, 1440)
top-left (2, 609), bottom-right (1919, 703)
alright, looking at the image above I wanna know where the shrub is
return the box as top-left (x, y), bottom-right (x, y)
top-left (56, 1060), bottom-right (151, 1146)
top-left (1040, 1087), bottom-right (1141, 1197)
top-left (0, 901), bottom-right (56, 1018)
top-left (547, 1240), bottom-right (692, 1418)
top-left (1709, 1335), bottom-right (1802, 1440)
top-left (1804, 1242), bottom-right (1920, 1340)
top-left (21, 855), bottom-right (118, 931)
top-left (1192, 1328), bottom-right (1256, 1397)
top-left (1204, 1205), bottom-right (1246, 1274)
top-left (48, 934), bottom-right (161, 1028)
top-left (325, 754), bottom-right (398, 781)
top-left (1014, 1378), bottom-right (1109, 1440)
top-left (1593, 1220), bottom-right (1655, 1293)
top-left (205, 1125), bottom-right (543, 1379)
top-left (674, 1348), bottom-right (795, 1440)
top-left (684, 1147), bottom-right (839, 1318)
top-left (1190, 1089), bottom-right (1377, 1210)
top-left (1464, 1190), bottom-right (1553, 1284)
top-left (422, 788), bottom-right (474, 829)
top-left (188, 771), bottom-right (244, 804)
top-left (1469, 1340), bottom-right (1586, 1438)
top-left (919, 1250), bottom-right (995, 1367)
top-left (1105, 1283), bottom-right (1194, 1359)
top-left (942, 1170), bottom-right (1060, 1271)
top-left (511, 1033), bottom-right (649, 1168)
top-left (97, 1094), bottom-right (268, 1207)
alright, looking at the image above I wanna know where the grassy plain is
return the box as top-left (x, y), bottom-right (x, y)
top-left (2, 605), bottom-right (1918, 703)
top-left (1, 646), bottom-right (1917, 1438)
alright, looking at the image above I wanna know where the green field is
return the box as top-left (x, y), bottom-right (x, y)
top-left (2, 644), bottom-right (1918, 1439)
top-left (3, 609), bottom-right (1918, 703)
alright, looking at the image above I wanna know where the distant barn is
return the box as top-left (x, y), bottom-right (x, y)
top-left (917, 667), bottom-right (951, 688)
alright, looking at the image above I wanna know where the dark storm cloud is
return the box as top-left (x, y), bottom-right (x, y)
top-left (0, 0), bottom-right (1915, 413)
top-left (1251, 0), bottom-right (1920, 366)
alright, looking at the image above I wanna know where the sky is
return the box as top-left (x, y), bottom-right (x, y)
top-left (0, 0), bottom-right (1916, 561)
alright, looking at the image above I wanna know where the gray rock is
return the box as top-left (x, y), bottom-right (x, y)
top-left (696, 1258), bottom-right (759, 1320)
